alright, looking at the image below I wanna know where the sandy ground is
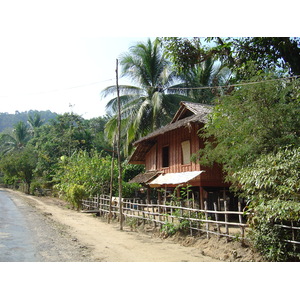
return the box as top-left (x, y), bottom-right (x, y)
top-left (4, 188), bottom-right (263, 262)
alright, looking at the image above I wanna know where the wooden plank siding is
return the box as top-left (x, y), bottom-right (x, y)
top-left (145, 144), bottom-right (157, 171)
top-left (144, 123), bottom-right (226, 187)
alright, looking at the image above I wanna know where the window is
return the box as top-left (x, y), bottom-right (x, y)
top-left (162, 146), bottom-right (169, 167)
top-left (181, 140), bottom-right (191, 164)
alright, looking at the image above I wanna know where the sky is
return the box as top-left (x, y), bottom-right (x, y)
top-left (0, 35), bottom-right (149, 119)
top-left (0, 1), bottom-right (295, 120)
top-left (0, 1), bottom-right (157, 119)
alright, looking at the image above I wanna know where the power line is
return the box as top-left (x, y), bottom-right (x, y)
top-left (166, 75), bottom-right (300, 91)
top-left (1, 74), bottom-right (299, 98)
top-left (0, 78), bottom-right (114, 98)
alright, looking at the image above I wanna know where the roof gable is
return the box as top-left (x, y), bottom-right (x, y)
top-left (133, 102), bottom-right (213, 146)
top-left (171, 102), bottom-right (213, 123)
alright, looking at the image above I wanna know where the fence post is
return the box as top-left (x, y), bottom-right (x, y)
top-left (291, 221), bottom-right (296, 252)
top-left (196, 211), bottom-right (200, 234)
top-left (204, 201), bottom-right (210, 239)
top-left (214, 202), bottom-right (220, 240)
top-left (238, 202), bottom-right (244, 242)
top-left (136, 199), bottom-right (140, 226)
top-left (142, 209), bottom-right (146, 226)
top-left (188, 208), bottom-right (192, 236)
top-left (100, 195), bottom-right (103, 217)
top-left (224, 200), bottom-right (229, 241)
top-left (158, 192), bottom-right (162, 229)
top-left (151, 200), bottom-right (156, 228)
top-left (170, 201), bottom-right (174, 223)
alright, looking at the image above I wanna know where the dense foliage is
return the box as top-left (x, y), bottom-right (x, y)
top-left (0, 145), bottom-right (38, 194)
top-left (54, 150), bottom-right (117, 209)
top-left (197, 73), bottom-right (300, 174)
top-left (0, 112), bottom-right (142, 203)
top-left (196, 73), bottom-right (300, 261)
top-left (160, 37), bottom-right (300, 78)
top-left (234, 147), bottom-right (300, 261)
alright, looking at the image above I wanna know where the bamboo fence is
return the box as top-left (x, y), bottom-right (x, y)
top-left (81, 195), bottom-right (300, 245)
top-left (81, 195), bottom-right (249, 241)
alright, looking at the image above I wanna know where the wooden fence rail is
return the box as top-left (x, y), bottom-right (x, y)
top-left (81, 195), bottom-right (300, 245)
top-left (81, 195), bottom-right (249, 241)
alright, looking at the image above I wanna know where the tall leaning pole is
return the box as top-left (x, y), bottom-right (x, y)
top-left (116, 59), bottom-right (123, 230)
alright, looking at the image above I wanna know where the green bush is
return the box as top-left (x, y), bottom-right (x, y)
top-left (122, 182), bottom-right (141, 198)
top-left (233, 146), bottom-right (300, 261)
top-left (54, 150), bottom-right (118, 199)
top-left (30, 180), bottom-right (43, 195)
top-left (161, 222), bottom-right (178, 237)
top-left (248, 207), bottom-right (300, 262)
top-left (65, 184), bottom-right (87, 210)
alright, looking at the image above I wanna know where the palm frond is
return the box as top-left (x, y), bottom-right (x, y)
top-left (102, 38), bottom-right (198, 154)
top-left (101, 85), bottom-right (142, 99)
top-left (0, 134), bottom-right (17, 154)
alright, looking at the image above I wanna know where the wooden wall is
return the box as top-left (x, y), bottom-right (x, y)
top-left (144, 122), bottom-right (226, 187)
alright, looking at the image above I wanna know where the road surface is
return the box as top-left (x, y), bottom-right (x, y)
top-left (0, 189), bottom-right (93, 261)
top-left (1, 188), bottom-right (256, 262)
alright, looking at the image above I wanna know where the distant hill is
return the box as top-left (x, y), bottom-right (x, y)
top-left (0, 110), bottom-right (58, 132)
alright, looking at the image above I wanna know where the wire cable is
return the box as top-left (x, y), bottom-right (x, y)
top-left (0, 78), bottom-right (114, 98)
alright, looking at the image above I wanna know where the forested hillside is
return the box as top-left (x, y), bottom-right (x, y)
top-left (0, 110), bottom-right (58, 132)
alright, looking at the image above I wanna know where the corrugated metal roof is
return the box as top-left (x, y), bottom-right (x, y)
top-left (149, 171), bottom-right (204, 187)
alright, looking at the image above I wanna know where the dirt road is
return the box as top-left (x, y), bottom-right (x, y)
top-left (3, 188), bottom-right (221, 262)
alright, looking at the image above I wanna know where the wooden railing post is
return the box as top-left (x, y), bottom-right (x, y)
top-left (214, 202), bottom-right (220, 240)
top-left (224, 200), bottom-right (229, 240)
top-left (204, 201), bottom-right (210, 239)
top-left (238, 202), bottom-right (244, 242)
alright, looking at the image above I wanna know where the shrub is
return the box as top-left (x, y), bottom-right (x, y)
top-left (233, 146), bottom-right (300, 261)
top-left (65, 184), bottom-right (87, 210)
top-left (161, 222), bottom-right (178, 237)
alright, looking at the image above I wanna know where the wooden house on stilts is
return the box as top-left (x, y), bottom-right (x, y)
top-left (128, 102), bottom-right (238, 212)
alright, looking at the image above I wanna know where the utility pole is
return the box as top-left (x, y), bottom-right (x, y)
top-left (116, 59), bottom-right (123, 230)
top-left (108, 137), bottom-right (115, 224)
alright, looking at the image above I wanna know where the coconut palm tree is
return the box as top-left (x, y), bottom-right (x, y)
top-left (0, 121), bottom-right (30, 154)
top-left (101, 38), bottom-right (190, 155)
top-left (177, 57), bottom-right (233, 104)
top-left (27, 112), bottom-right (44, 137)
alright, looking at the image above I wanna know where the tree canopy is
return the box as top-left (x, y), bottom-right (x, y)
top-left (196, 73), bottom-right (300, 178)
top-left (160, 37), bottom-right (300, 78)
top-left (102, 38), bottom-right (191, 154)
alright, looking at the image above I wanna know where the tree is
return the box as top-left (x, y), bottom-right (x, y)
top-left (233, 146), bottom-right (300, 261)
top-left (195, 73), bottom-right (300, 261)
top-left (196, 74), bottom-right (300, 180)
top-left (175, 57), bottom-right (232, 104)
top-left (0, 145), bottom-right (38, 194)
top-left (229, 37), bottom-right (300, 76)
top-left (54, 150), bottom-right (118, 209)
top-left (29, 113), bottom-right (94, 185)
top-left (86, 115), bottom-right (112, 154)
top-left (0, 121), bottom-right (30, 154)
top-left (27, 112), bottom-right (44, 136)
top-left (161, 37), bottom-right (300, 79)
top-left (102, 38), bottom-right (190, 154)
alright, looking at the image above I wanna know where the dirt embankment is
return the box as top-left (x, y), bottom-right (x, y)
top-left (6, 189), bottom-right (263, 262)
